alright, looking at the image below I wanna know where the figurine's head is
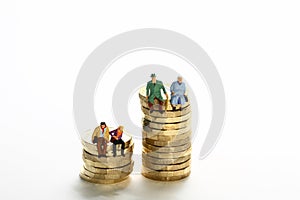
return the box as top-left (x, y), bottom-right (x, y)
top-left (118, 125), bottom-right (124, 131)
top-left (177, 75), bottom-right (183, 83)
top-left (150, 73), bottom-right (156, 82)
top-left (100, 122), bottom-right (106, 129)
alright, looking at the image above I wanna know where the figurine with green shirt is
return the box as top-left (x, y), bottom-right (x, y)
top-left (146, 73), bottom-right (168, 114)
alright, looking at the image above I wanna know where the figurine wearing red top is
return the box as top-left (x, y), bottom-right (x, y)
top-left (109, 126), bottom-right (126, 157)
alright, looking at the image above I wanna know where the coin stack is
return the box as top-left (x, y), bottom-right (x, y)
top-left (80, 130), bottom-right (134, 184)
top-left (139, 86), bottom-right (192, 181)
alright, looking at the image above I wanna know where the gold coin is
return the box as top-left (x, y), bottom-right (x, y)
top-left (141, 105), bottom-right (191, 118)
top-left (143, 126), bottom-right (191, 136)
top-left (81, 130), bottom-right (132, 146)
top-left (81, 138), bottom-right (133, 153)
top-left (143, 159), bottom-right (191, 171)
top-left (142, 130), bottom-right (191, 142)
top-left (142, 170), bottom-right (191, 181)
top-left (81, 167), bottom-right (132, 179)
top-left (82, 152), bottom-right (132, 168)
top-left (138, 86), bottom-right (190, 111)
top-left (143, 137), bottom-right (190, 147)
top-left (143, 119), bottom-right (191, 130)
top-left (144, 113), bottom-right (191, 124)
top-left (82, 149), bottom-right (133, 161)
top-left (142, 165), bottom-right (191, 176)
top-left (143, 147), bottom-right (192, 159)
top-left (82, 143), bottom-right (134, 157)
top-left (79, 172), bottom-right (130, 184)
top-left (142, 152), bottom-right (191, 165)
top-left (142, 165), bottom-right (191, 177)
top-left (140, 100), bottom-right (189, 111)
top-left (84, 161), bottom-right (134, 174)
top-left (142, 141), bottom-right (191, 153)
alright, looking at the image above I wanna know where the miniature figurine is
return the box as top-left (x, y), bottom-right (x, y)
top-left (92, 122), bottom-right (110, 158)
top-left (109, 126), bottom-right (126, 157)
top-left (146, 73), bottom-right (168, 114)
top-left (170, 76), bottom-right (188, 110)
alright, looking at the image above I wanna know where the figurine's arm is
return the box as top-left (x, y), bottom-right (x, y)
top-left (109, 129), bottom-right (119, 140)
top-left (146, 82), bottom-right (150, 100)
top-left (183, 83), bottom-right (187, 96)
top-left (105, 128), bottom-right (110, 142)
top-left (170, 82), bottom-right (175, 95)
top-left (146, 82), bottom-right (150, 97)
top-left (162, 83), bottom-right (168, 99)
top-left (109, 129), bottom-right (116, 136)
top-left (91, 127), bottom-right (98, 143)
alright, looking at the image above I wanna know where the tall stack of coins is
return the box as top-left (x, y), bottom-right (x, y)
top-left (139, 86), bottom-right (192, 181)
top-left (80, 130), bottom-right (134, 184)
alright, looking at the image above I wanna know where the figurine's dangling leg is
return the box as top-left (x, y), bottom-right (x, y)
top-left (121, 140), bottom-right (125, 157)
top-left (148, 102), bottom-right (154, 114)
top-left (171, 104), bottom-right (176, 111)
top-left (158, 104), bottom-right (162, 111)
top-left (178, 97), bottom-right (182, 111)
top-left (103, 140), bottom-right (107, 158)
top-left (158, 100), bottom-right (164, 114)
top-left (97, 138), bottom-right (102, 158)
top-left (113, 143), bottom-right (117, 157)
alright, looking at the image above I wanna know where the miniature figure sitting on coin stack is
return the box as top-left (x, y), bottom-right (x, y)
top-left (80, 123), bottom-right (134, 184)
top-left (146, 73), bottom-right (168, 114)
top-left (140, 74), bottom-right (192, 181)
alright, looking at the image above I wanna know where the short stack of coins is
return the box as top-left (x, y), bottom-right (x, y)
top-left (80, 130), bottom-right (134, 184)
top-left (139, 86), bottom-right (192, 181)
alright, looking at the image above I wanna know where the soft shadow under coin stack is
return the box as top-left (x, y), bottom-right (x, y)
top-left (80, 132), bottom-right (134, 184)
top-left (139, 87), bottom-right (192, 181)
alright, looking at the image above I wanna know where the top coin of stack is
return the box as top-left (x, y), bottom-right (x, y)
top-left (139, 86), bottom-right (192, 181)
top-left (80, 128), bottom-right (134, 184)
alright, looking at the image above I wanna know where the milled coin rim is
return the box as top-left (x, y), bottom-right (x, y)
top-left (79, 173), bottom-right (130, 184)
top-left (142, 165), bottom-right (191, 177)
top-left (82, 153), bottom-right (132, 168)
top-left (144, 113), bottom-right (191, 123)
top-left (143, 137), bottom-right (190, 147)
top-left (143, 159), bottom-right (191, 171)
top-left (142, 130), bottom-right (191, 141)
top-left (82, 143), bottom-right (134, 157)
top-left (81, 137), bottom-right (133, 152)
top-left (83, 160), bottom-right (134, 174)
top-left (142, 141), bottom-right (192, 153)
top-left (141, 105), bottom-right (191, 118)
top-left (143, 147), bottom-right (192, 159)
top-left (143, 119), bottom-right (191, 130)
top-left (139, 98), bottom-right (190, 111)
top-left (81, 167), bottom-right (132, 179)
top-left (143, 126), bottom-right (191, 135)
top-left (142, 153), bottom-right (191, 165)
top-left (142, 170), bottom-right (191, 181)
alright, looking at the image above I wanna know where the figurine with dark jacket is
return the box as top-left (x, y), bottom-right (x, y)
top-left (109, 126), bottom-right (125, 157)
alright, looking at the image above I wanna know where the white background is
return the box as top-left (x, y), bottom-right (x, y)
top-left (1, 0), bottom-right (300, 199)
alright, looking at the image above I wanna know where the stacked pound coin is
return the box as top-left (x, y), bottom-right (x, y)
top-left (80, 130), bottom-right (134, 184)
top-left (139, 86), bottom-right (192, 181)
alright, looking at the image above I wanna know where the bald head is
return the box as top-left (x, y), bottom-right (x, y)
top-left (177, 76), bottom-right (183, 83)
